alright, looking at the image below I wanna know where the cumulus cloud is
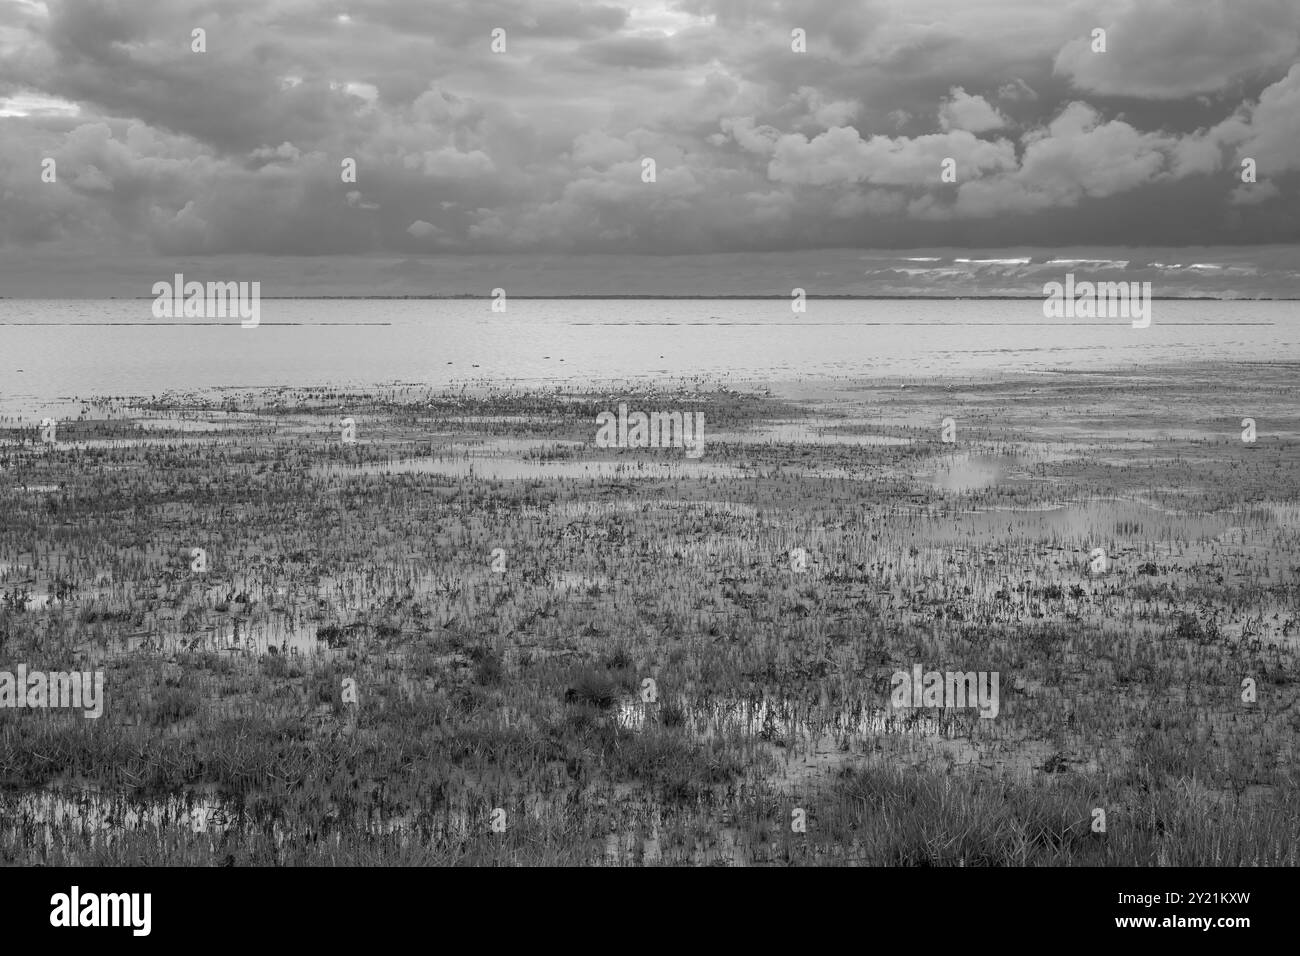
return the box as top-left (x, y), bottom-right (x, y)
top-left (793, 86), bottom-right (860, 129)
top-left (767, 126), bottom-right (1017, 186)
top-left (406, 219), bottom-right (442, 238)
top-left (0, 0), bottom-right (1294, 277)
top-left (923, 103), bottom-right (1185, 218)
top-left (1223, 63), bottom-right (1300, 173)
top-left (938, 87), bottom-right (1009, 133)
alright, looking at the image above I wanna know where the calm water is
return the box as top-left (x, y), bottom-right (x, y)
top-left (0, 298), bottom-right (1295, 409)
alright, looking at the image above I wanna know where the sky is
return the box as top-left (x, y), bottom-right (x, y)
top-left (0, 0), bottom-right (1297, 296)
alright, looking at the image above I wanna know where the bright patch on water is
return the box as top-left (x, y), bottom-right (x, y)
top-left (713, 421), bottom-right (911, 446)
top-left (317, 456), bottom-right (747, 481)
top-left (926, 453), bottom-right (1006, 492)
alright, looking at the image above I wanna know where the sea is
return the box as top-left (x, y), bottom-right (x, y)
top-left (0, 298), bottom-right (1295, 414)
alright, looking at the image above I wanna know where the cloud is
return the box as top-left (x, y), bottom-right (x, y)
top-left (793, 86), bottom-right (860, 128)
top-left (767, 125), bottom-right (1017, 186)
top-left (576, 34), bottom-right (690, 69)
top-left (249, 142), bottom-right (302, 166)
top-left (410, 147), bottom-right (496, 178)
top-left (720, 116), bottom-right (782, 155)
top-left (925, 103), bottom-right (1182, 218)
top-left (406, 219), bottom-right (442, 238)
top-left (675, 0), bottom-right (887, 56)
top-left (996, 78), bottom-right (1038, 102)
top-left (1224, 63), bottom-right (1300, 173)
top-left (1053, 0), bottom-right (1300, 99)
top-left (1231, 180), bottom-right (1280, 205)
top-left (938, 87), bottom-right (1009, 133)
top-left (0, 0), bottom-right (1295, 274)
top-left (570, 130), bottom-right (636, 167)
top-left (70, 164), bottom-right (113, 192)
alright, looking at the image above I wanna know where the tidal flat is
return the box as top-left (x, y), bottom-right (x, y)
top-left (0, 362), bottom-right (1297, 866)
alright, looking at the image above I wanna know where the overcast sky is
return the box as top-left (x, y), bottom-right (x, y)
top-left (0, 0), bottom-right (1297, 295)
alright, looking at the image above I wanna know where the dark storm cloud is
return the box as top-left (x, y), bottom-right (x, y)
top-left (1053, 0), bottom-right (1300, 99)
top-left (0, 0), bottom-right (1296, 294)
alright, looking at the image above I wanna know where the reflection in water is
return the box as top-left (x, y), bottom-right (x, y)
top-left (615, 694), bottom-right (955, 741)
top-left (316, 456), bottom-right (748, 481)
top-left (926, 453), bottom-right (1006, 492)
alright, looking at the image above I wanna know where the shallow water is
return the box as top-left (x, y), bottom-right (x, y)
top-left (315, 455), bottom-right (749, 481)
top-left (712, 421), bottom-right (912, 446)
top-left (2, 299), bottom-right (1295, 413)
top-left (116, 616), bottom-right (330, 659)
top-left (926, 453), bottom-right (1008, 491)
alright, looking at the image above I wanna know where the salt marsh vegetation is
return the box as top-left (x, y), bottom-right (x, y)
top-left (1, 364), bottom-right (1297, 865)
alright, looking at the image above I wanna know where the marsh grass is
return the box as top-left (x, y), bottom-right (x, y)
top-left (1, 369), bottom-right (1297, 864)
